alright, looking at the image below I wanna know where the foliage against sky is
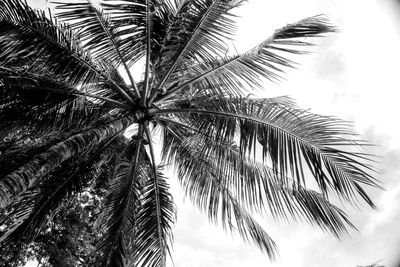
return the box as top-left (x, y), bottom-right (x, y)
top-left (0, 0), bottom-right (382, 266)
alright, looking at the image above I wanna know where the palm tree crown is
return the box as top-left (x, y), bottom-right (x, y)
top-left (0, 0), bottom-right (380, 266)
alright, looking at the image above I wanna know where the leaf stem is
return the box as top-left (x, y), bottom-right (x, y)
top-left (144, 122), bottom-right (166, 265)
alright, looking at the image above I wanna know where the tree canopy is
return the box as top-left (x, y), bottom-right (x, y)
top-left (0, 0), bottom-right (380, 266)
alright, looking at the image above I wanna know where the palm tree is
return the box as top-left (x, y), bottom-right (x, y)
top-left (0, 0), bottom-right (380, 266)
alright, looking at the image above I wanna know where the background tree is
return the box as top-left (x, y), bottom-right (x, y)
top-left (0, 190), bottom-right (104, 267)
top-left (0, 0), bottom-right (380, 266)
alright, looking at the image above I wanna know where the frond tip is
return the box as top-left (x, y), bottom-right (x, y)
top-left (134, 170), bottom-right (176, 267)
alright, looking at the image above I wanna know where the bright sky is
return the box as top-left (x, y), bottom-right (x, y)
top-left (25, 0), bottom-right (400, 266)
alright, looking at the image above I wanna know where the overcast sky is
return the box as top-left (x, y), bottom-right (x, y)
top-left (25, 0), bottom-right (400, 266)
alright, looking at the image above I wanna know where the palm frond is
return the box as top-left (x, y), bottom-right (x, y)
top-left (0, 67), bottom-right (129, 136)
top-left (0, 0), bottom-right (95, 85)
top-left (133, 168), bottom-right (176, 267)
top-left (357, 261), bottom-right (385, 267)
top-left (101, 0), bottom-right (175, 65)
top-left (161, 125), bottom-right (277, 258)
top-left (54, 0), bottom-right (140, 96)
top-left (153, 96), bottom-right (379, 207)
top-left (153, 0), bottom-right (245, 93)
top-left (162, 122), bottom-right (356, 237)
top-left (96, 132), bottom-right (146, 266)
top-left (0, 0), bottom-right (133, 102)
top-left (142, 0), bottom-right (153, 104)
top-left (156, 16), bottom-right (335, 101)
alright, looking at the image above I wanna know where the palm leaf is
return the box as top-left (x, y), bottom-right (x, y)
top-left (101, 0), bottom-right (175, 65)
top-left (153, 0), bottom-right (245, 93)
top-left (54, 0), bottom-right (140, 95)
top-left (153, 96), bottom-right (379, 207)
top-left (0, 0), bottom-right (133, 102)
top-left (0, 67), bottom-right (128, 136)
top-left (142, 0), bottom-right (153, 103)
top-left (133, 168), bottom-right (176, 267)
top-left (96, 133), bottom-right (146, 266)
top-left (155, 16), bottom-right (335, 101)
top-left (161, 125), bottom-right (277, 257)
top-left (162, 122), bottom-right (356, 237)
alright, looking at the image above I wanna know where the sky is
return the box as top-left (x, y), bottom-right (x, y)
top-left (24, 0), bottom-right (400, 266)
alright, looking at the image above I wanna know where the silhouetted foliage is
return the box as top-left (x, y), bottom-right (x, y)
top-left (0, 0), bottom-right (380, 266)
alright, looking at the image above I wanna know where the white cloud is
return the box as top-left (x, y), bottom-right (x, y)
top-left (364, 184), bottom-right (400, 234)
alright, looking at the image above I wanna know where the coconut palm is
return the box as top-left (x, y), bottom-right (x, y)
top-left (0, 0), bottom-right (380, 266)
